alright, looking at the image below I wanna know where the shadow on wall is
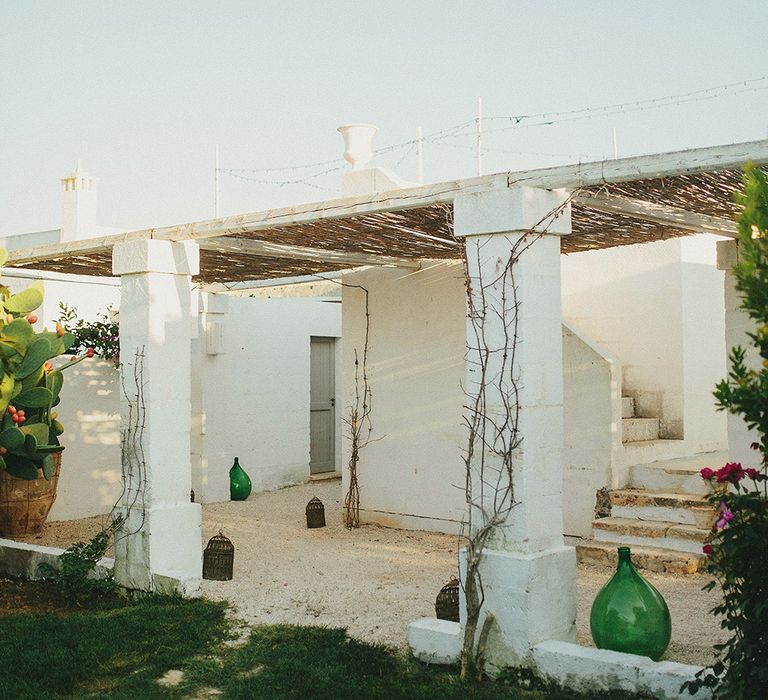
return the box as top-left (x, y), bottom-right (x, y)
top-left (48, 360), bottom-right (122, 521)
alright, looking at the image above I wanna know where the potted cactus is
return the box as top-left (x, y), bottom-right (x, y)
top-left (0, 249), bottom-right (91, 535)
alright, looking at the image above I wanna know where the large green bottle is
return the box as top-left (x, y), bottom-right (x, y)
top-left (590, 547), bottom-right (671, 661)
top-left (229, 457), bottom-right (252, 501)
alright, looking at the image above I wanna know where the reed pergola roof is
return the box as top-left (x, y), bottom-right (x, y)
top-left (7, 140), bottom-right (768, 285)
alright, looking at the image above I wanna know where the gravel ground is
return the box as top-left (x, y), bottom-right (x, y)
top-left (14, 479), bottom-right (726, 665)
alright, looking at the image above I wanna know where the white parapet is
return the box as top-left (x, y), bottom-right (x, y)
top-left (533, 640), bottom-right (713, 699)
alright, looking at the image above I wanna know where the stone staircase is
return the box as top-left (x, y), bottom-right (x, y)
top-left (576, 397), bottom-right (723, 574)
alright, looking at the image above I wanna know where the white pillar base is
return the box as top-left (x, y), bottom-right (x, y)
top-left (114, 503), bottom-right (202, 597)
top-left (459, 546), bottom-right (577, 670)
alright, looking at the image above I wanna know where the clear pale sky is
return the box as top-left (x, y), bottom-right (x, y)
top-left (1, 1), bottom-right (767, 235)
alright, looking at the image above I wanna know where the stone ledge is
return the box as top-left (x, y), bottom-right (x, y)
top-left (0, 538), bottom-right (113, 580)
top-left (532, 640), bottom-right (713, 699)
top-left (407, 618), bottom-right (461, 665)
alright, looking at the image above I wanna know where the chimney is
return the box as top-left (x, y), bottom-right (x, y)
top-left (337, 124), bottom-right (416, 197)
top-left (60, 160), bottom-right (98, 241)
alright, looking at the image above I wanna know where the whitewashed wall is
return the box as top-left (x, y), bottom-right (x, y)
top-left (342, 262), bottom-right (468, 533)
top-left (562, 324), bottom-right (621, 537)
top-left (193, 295), bottom-right (342, 504)
top-left (561, 235), bottom-right (727, 454)
top-left (49, 360), bottom-right (121, 521)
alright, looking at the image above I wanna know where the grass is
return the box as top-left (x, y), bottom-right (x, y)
top-left (0, 582), bottom-right (650, 700)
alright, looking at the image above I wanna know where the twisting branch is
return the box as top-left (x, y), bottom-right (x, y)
top-left (343, 285), bottom-right (372, 528)
top-left (113, 347), bottom-right (148, 540)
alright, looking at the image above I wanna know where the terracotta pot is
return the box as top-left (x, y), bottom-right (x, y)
top-left (0, 452), bottom-right (62, 536)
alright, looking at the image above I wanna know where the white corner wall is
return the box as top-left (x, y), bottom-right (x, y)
top-left (341, 262), bottom-right (468, 533)
top-left (195, 295), bottom-right (341, 503)
top-left (563, 324), bottom-right (620, 537)
top-left (561, 235), bottom-right (727, 454)
top-left (561, 239), bottom-right (685, 438)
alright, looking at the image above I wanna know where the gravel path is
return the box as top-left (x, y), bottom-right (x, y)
top-left (17, 479), bottom-right (726, 665)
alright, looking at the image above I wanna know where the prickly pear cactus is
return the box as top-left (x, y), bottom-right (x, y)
top-left (0, 248), bottom-right (88, 480)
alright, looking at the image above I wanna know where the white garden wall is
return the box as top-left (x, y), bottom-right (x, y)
top-left (193, 294), bottom-right (342, 503)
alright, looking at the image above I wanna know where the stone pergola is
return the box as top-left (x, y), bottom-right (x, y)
top-left (7, 139), bottom-right (768, 667)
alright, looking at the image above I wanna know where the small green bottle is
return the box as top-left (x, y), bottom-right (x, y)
top-left (229, 457), bottom-right (252, 501)
top-left (590, 546), bottom-right (671, 661)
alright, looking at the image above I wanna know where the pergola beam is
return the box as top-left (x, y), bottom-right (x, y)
top-left (572, 192), bottom-right (739, 237)
top-left (198, 236), bottom-right (421, 269)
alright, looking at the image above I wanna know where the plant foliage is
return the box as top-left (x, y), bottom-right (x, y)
top-left (58, 302), bottom-right (119, 366)
top-left (683, 163), bottom-right (768, 698)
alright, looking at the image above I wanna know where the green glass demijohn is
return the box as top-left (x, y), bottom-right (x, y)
top-left (229, 457), bottom-right (252, 501)
top-left (590, 547), bottom-right (671, 661)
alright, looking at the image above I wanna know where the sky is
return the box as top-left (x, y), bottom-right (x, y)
top-left (1, 1), bottom-right (768, 235)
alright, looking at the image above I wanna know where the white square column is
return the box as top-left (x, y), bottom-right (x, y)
top-left (112, 239), bottom-right (202, 596)
top-left (717, 239), bottom-right (760, 469)
top-left (455, 186), bottom-right (577, 668)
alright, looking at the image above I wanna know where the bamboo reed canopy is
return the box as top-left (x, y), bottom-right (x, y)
top-left (7, 140), bottom-right (768, 285)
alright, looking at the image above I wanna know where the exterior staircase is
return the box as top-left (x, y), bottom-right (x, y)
top-left (576, 396), bottom-right (723, 574)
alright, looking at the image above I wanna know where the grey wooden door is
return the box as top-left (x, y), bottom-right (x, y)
top-left (310, 337), bottom-right (335, 474)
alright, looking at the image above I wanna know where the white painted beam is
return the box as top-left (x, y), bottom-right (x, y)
top-left (572, 192), bottom-right (738, 237)
top-left (198, 236), bottom-right (421, 269)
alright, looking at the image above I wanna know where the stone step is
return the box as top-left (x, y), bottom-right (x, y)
top-left (621, 439), bottom-right (692, 469)
top-left (609, 489), bottom-right (715, 528)
top-left (621, 396), bottom-right (635, 419)
top-left (592, 516), bottom-right (710, 555)
top-left (575, 540), bottom-right (705, 575)
top-left (622, 417), bottom-right (660, 443)
top-left (629, 451), bottom-right (727, 495)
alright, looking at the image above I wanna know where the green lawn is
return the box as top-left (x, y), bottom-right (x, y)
top-left (0, 589), bottom-right (647, 699)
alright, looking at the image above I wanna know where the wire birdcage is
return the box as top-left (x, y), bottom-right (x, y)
top-left (306, 496), bottom-right (326, 528)
top-left (435, 576), bottom-right (460, 622)
top-left (202, 530), bottom-right (234, 580)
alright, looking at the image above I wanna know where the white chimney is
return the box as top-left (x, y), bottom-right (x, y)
top-left (337, 123), bottom-right (416, 197)
top-left (60, 160), bottom-right (98, 241)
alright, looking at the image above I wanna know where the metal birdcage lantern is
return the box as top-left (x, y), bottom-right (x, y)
top-left (306, 496), bottom-right (326, 528)
top-left (435, 576), bottom-right (460, 622)
top-left (202, 530), bottom-right (234, 581)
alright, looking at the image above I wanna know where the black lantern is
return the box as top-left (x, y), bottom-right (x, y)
top-left (306, 496), bottom-right (326, 528)
top-left (202, 530), bottom-right (234, 580)
top-left (435, 576), bottom-right (460, 622)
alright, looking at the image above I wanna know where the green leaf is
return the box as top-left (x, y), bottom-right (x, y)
top-left (4, 281), bottom-right (43, 314)
top-left (21, 422), bottom-right (50, 446)
top-left (24, 432), bottom-right (37, 455)
top-left (0, 427), bottom-right (25, 450)
top-left (4, 455), bottom-right (39, 480)
top-left (46, 370), bottom-right (64, 404)
top-left (15, 336), bottom-right (52, 379)
top-left (14, 386), bottom-right (53, 408)
top-left (0, 373), bottom-right (14, 415)
top-left (0, 455), bottom-right (5, 471)
top-left (42, 454), bottom-right (53, 480)
top-left (1, 318), bottom-right (35, 350)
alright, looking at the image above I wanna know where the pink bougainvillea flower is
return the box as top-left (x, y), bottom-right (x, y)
top-left (716, 501), bottom-right (735, 530)
top-left (700, 467), bottom-right (715, 480)
top-left (715, 462), bottom-right (745, 484)
top-left (702, 544), bottom-right (714, 555)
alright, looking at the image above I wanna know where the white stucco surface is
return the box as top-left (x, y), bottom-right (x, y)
top-left (195, 295), bottom-right (342, 504)
top-left (341, 262), bottom-right (468, 533)
top-left (561, 236), bottom-right (726, 456)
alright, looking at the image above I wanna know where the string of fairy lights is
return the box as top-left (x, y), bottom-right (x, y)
top-left (218, 75), bottom-right (768, 194)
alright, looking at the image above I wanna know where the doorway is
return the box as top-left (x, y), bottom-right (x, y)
top-left (310, 337), bottom-right (336, 474)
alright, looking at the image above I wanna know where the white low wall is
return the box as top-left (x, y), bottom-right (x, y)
top-left (194, 294), bottom-right (342, 503)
